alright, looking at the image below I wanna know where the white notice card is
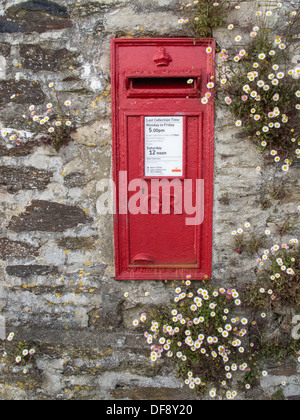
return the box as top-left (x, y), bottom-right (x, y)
top-left (145, 116), bottom-right (183, 177)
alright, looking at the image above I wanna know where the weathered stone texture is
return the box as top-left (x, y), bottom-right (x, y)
top-left (56, 236), bottom-right (97, 251)
top-left (6, 0), bottom-right (70, 18)
top-left (0, 142), bottom-right (38, 157)
top-left (19, 44), bottom-right (78, 73)
top-left (64, 172), bottom-right (87, 189)
top-left (0, 237), bottom-right (39, 259)
top-left (8, 200), bottom-right (92, 232)
top-left (5, 264), bottom-right (58, 278)
top-left (0, 0), bottom-right (73, 34)
top-left (0, 42), bottom-right (11, 57)
top-left (0, 80), bottom-right (45, 107)
top-left (0, 166), bottom-right (53, 192)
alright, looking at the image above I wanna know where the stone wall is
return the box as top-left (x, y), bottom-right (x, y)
top-left (0, 0), bottom-right (299, 400)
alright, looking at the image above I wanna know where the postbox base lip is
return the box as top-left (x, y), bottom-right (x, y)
top-left (115, 271), bottom-right (211, 281)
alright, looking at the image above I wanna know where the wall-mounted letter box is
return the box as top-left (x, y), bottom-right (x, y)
top-left (111, 38), bottom-right (215, 280)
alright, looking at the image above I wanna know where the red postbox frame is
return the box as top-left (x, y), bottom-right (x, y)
top-left (111, 38), bottom-right (215, 281)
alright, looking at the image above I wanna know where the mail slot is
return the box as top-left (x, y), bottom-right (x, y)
top-left (125, 74), bottom-right (201, 97)
top-left (111, 38), bottom-right (215, 281)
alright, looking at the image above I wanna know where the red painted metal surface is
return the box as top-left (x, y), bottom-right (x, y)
top-left (111, 38), bottom-right (215, 280)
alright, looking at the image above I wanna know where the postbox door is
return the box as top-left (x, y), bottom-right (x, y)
top-left (126, 113), bottom-right (202, 266)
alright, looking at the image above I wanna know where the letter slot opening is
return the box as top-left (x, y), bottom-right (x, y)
top-left (132, 77), bottom-right (196, 90)
top-left (126, 74), bottom-right (201, 98)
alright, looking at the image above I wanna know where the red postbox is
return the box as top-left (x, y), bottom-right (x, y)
top-left (111, 38), bottom-right (215, 280)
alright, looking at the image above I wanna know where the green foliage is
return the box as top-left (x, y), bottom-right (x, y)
top-left (130, 281), bottom-right (261, 399)
top-left (217, 26), bottom-right (300, 166)
top-left (1, 333), bottom-right (37, 374)
top-left (179, 0), bottom-right (238, 38)
top-left (272, 388), bottom-right (285, 400)
top-left (39, 121), bottom-right (75, 153)
top-left (179, 2), bottom-right (300, 173)
top-left (247, 241), bottom-right (300, 311)
top-left (1, 84), bottom-right (77, 152)
top-left (218, 191), bottom-right (229, 205)
top-left (231, 223), bottom-right (266, 256)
